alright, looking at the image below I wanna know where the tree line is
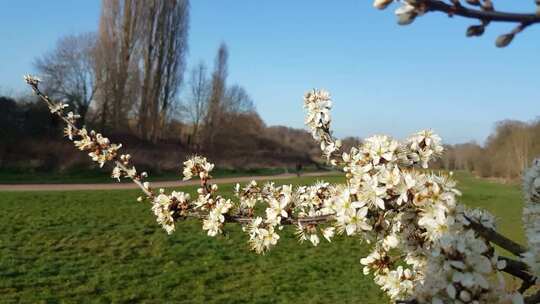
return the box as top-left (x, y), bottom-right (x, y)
top-left (438, 119), bottom-right (540, 180)
top-left (0, 0), bottom-right (323, 173)
top-left (30, 0), bottom-right (259, 148)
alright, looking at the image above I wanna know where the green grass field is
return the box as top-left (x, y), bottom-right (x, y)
top-left (0, 166), bottom-right (326, 185)
top-left (0, 172), bottom-right (526, 303)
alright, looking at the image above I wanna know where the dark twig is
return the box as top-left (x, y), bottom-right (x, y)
top-left (26, 80), bottom-right (155, 199)
top-left (426, 0), bottom-right (540, 24)
top-left (465, 215), bottom-right (528, 256)
top-left (498, 256), bottom-right (538, 293)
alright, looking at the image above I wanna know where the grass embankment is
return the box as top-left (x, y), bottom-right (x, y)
top-left (0, 172), bottom-right (525, 303)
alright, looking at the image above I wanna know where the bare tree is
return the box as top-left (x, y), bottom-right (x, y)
top-left (441, 120), bottom-right (536, 179)
top-left (485, 121), bottom-right (533, 178)
top-left (223, 84), bottom-right (255, 114)
top-left (34, 33), bottom-right (97, 124)
top-left (184, 62), bottom-right (210, 149)
top-left (138, 0), bottom-right (190, 142)
top-left (94, 0), bottom-right (143, 131)
top-left (203, 43), bottom-right (228, 150)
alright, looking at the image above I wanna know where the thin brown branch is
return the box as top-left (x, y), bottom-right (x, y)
top-left (27, 78), bottom-right (336, 223)
top-left (498, 256), bottom-right (538, 293)
top-left (426, 0), bottom-right (540, 24)
top-left (115, 161), bottom-right (153, 198)
top-left (465, 215), bottom-right (527, 256)
top-left (27, 80), bottom-right (155, 200)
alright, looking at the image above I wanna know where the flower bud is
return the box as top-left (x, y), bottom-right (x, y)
top-left (459, 290), bottom-right (471, 302)
top-left (466, 25), bottom-right (484, 37)
top-left (397, 12), bottom-right (416, 25)
top-left (373, 0), bottom-right (393, 10)
top-left (495, 33), bottom-right (514, 48)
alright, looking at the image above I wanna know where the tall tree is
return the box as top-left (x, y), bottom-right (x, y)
top-left (34, 33), bottom-right (97, 124)
top-left (184, 62), bottom-right (210, 149)
top-left (203, 43), bottom-right (228, 150)
top-left (138, 0), bottom-right (189, 142)
top-left (94, 0), bottom-right (143, 131)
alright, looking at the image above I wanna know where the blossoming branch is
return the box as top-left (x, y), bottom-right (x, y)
top-left (24, 75), bottom-right (539, 304)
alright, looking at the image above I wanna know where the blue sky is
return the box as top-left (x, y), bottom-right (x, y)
top-left (1, 1), bottom-right (539, 144)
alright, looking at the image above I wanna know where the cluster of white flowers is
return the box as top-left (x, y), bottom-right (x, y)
top-left (111, 154), bottom-right (140, 181)
top-left (237, 181), bottom-right (336, 252)
top-left (177, 90), bottom-right (523, 302)
top-left (49, 102), bottom-right (69, 114)
top-left (202, 197), bottom-right (233, 236)
top-left (332, 186), bottom-right (372, 236)
top-left (182, 156), bottom-right (214, 181)
top-left (239, 183), bottom-right (293, 252)
top-left (294, 182), bottom-right (337, 245)
top-left (303, 89), bottom-right (341, 162)
top-left (151, 190), bottom-right (191, 235)
top-left (181, 159), bottom-right (235, 237)
top-left (244, 217), bottom-right (280, 254)
top-left (415, 225), bottom-right (514, 303)
top-left (330, 119), bottom-right (514, 302)
top-left (74, 129), bottom-right (122, 168)
top-left (23, 74), bottom-right (41, 86)
top-left (26, 74), bottom-right (538, 304)
top-left (235, 180), bottom-right (261, 211)
top-left (522, 158), bottom-right (540, 281)
top-left (377, 266), bottom-right (415, 300)
top-left (64, 112), bottom-right (80, 140)
top-left (403, 129), bottom-right (444, 168)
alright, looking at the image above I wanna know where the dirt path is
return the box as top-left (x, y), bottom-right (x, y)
top-left (0, 172), bottom-right (338, 192)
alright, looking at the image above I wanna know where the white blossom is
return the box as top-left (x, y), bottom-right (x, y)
top-left (23, 74), bottom-right (41, 85)
top-left (49, 102), bottom-right (69, 114)
top-left (202, 197), bottom-right (233, 237)
top-left (182, 156), bottom-right (214, 181)
top-left (522, 158), bottom-right (540, 279)
top-left (373, 0), bottom-right (393, 10)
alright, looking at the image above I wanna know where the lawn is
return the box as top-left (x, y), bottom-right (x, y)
top-left (0, 166), bottom-right (326, 185)
top-left (0, 172), bottom-right (526, 303)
